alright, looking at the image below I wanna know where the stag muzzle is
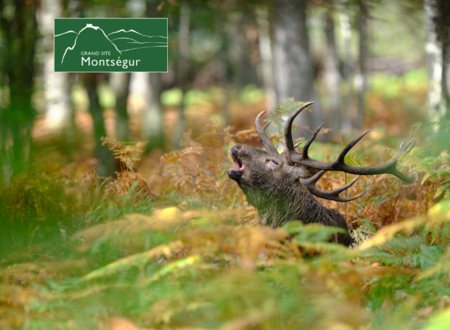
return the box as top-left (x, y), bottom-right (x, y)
top-left (228, 145), bottom-right (245, 181)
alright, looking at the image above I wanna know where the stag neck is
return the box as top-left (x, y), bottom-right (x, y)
top-left (241, 178), bottom-right (348, 230)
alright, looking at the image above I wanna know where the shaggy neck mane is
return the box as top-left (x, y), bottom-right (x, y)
top-left (240, 179), bottom-right (353, 245)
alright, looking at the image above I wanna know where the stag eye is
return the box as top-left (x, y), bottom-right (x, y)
top-left (266, 159), bottom-right (279, 166)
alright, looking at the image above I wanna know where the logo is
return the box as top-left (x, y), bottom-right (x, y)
top-left (54, 18), bottom-right (168, 72)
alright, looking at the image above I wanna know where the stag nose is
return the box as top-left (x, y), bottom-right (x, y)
top-left (232, 145), bottom-right (242, 153)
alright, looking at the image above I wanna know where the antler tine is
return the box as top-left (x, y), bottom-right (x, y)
top-left (302, 122), bottom-right (325, 160)
top-left (401, 137), bottom-right (416, 153)
top-left (364, 137), bottom-right (416, 182)
top-left (301, 170), bottom-right (365, 202)
top-left (285, 101), bottom-right (315, 161)
top-left (333, 130), bottom-right (370, 164)
top-left (256, 111), bottom-right (279, 155)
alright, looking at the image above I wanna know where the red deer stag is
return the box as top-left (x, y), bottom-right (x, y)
top-left (228, 101), bottom-right (415, 246)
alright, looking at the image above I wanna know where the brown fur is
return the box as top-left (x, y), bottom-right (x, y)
top-left (228, 144), bottom-right (353, 246)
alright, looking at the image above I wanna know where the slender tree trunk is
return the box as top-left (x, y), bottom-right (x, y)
top-left (256, 7), bottom-right (277, 112)
top-left (83, 74), bottom-right (113, 177)
top-left (228, 12), bottom-right (260, 90)
top-left (220, 55), bottom-right (231, 127)
top-left (355, 0), bottom-right (368, 130)
top-left (424, 0), bottom-right (449, 121)
top-left (141, 73), bottom-right (165, 150)
top-left (39, 0), bottom-right (72, 133)
top-left (443, 42), bottom-right (450, 116)
top-left (324, 9), bottom-right (342, 136)
top-left (127, 0), bottom-right (165, 151)
top-left (59, 2), bottom-right (78, 163)
top-left (72, 4), bottom-right (113, 175)
top-left (340, 2), bottom-right (353, 131)
top-left (66, 74), bottom-right (76, 162)
top-left (220, 17), bottom-right (232, 127)
top-left (110, 72), bottom-right (131, 142)
top-left (273, 0), bottom-right (325, 139)
top-left (437, 0), bottom-right (450, 118)
top-left (0, 0), bottom-right (39, 180)
top-left (175, 3), bottom-right (190, 148)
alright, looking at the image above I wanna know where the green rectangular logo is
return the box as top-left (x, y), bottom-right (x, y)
top-left (54, 18), bottom-right (168, 72)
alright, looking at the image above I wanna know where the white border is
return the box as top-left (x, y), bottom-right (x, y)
top-left (53, 18), bottom-right (168, 73)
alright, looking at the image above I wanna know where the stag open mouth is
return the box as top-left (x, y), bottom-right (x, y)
top-left (231, 153), bottom-right (244, 171)
top-left (228, 146), bottom-right (245, 181)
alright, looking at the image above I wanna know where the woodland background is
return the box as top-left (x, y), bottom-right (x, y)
top-left (1, 0), bottom-right (450, 329)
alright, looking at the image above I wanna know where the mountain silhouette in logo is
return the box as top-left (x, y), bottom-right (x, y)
top-left (54, 31), bottom-right (78, 64)
top-left (62, 24), bottom-right (121, 64)
top-left (108, 29), bottom-right (167, 52)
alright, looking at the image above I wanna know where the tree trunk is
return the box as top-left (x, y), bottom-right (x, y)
top-left (124, 0), bottom-right (165, 151)
top-left (220, 18), bottom-right (231, 127)
top-left (174, 3), bottom-right (190, 148)
top-left (424, 0), bottom-right (450, 121)
top-left (443, 42), bottom-right (450, 116)
top-left (355, 0), bottom-right (369, 130)
top-left (0, 0), bottom-right (39, 181)
top-left (70, 3), bottom-right (113, 175)
top-left (256, 7), bottom-right (277, 112)
top-left (273, 0), bottom-right (325, 139)
top-left (438, 0), bottom-right (450, 119)
top-left (110, 72), bottom-right (131, 142)
top-left (436, 0), bottom-right (450, 119)
top-left (323, 9), bottom-right (342, 136)
top-left (220, 55), bottom-right (231, 127)
top-left (340, 2), bottom-right (353, 131)
top-left (39, 0), bottom-right (72, 134)
top-left (83, 74), bottom-right (114, 177)
top-left (227, 12), bottom-right (260, 90)
top-left (141, 73), bottom-right (165, 150)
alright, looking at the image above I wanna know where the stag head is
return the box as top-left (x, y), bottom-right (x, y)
top-left (228, 143), bottom-right (321, 186)
top-left (228, 101), bottom-right (415, 241)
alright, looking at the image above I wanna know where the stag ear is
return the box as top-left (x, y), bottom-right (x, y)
top-left (287, 163), bottom-right (321, 180)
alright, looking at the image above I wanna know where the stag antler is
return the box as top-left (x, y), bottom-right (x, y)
top-left (284, 101), bottom-right (415, 183)
top-left (301, 170), bottom-right (365, 202)
top-left (255, 111), bottom-right (279, 155)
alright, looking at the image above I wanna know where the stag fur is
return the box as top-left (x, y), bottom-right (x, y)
top-left (228, 101), bottom-right (415, 247)
top-left (228, 146), bottom-right (353, 245)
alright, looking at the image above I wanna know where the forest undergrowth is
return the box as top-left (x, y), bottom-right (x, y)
top-left (1, 102), bottom-right (450, 330)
